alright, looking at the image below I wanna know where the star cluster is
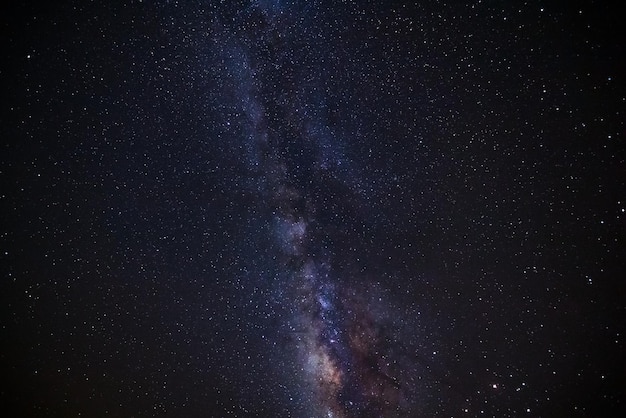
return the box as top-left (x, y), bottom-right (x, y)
top-left (2, 0), bottom-right (625, 416)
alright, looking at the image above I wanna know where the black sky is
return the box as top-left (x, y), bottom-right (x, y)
top-left (2, 1), bottom-right (625, 416)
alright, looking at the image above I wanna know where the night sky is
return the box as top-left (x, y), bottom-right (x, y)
top-left (2, 1), bottom-right (625, 417)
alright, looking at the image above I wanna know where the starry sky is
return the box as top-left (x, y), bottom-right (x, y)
top-left (2, 0), bottom-right (625, 416)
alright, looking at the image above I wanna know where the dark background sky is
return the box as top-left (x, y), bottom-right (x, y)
top-left (1, 0), bottom-right (625, 416)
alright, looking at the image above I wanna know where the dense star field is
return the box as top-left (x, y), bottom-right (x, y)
top-left (1, 1), bottom-right (625, 416)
